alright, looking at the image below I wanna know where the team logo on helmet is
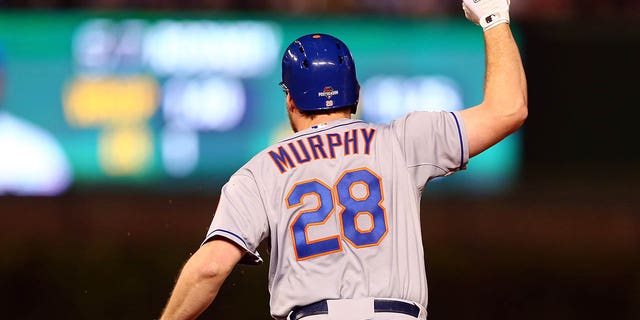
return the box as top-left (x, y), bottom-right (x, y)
top-left (318, 86), bottom-right (339, 99)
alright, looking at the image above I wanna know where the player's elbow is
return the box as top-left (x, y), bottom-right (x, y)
top-left (487, 95), bottom-right (528, 133)
top-left (196, 261), bottom-right (226, 281)
top-left (510, 96), bottom-right (528, 131)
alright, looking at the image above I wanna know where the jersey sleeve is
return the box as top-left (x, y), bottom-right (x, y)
top-left (202, 169), bottom-right (269, 265)
top-left (391, 111), bottom-right (469, 188)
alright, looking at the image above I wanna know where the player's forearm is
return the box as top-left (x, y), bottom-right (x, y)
top-left (481, 24), bottom-right (528, 131)
top-left (161, 240), bottom-right (243, 320)
top-left (160, 262), bottom-right (225, 320)
top-left (160, 246), bottom-right (236, 320)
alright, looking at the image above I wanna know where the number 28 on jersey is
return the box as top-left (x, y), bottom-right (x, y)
top-left (286, 167), bottom-right (388, 261)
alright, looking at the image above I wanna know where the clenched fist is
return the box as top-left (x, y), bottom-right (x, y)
top-left (463, 0), bottom-right (510, 31)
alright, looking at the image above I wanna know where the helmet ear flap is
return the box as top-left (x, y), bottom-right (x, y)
top-left (281, 33), bottom-right (359, 112)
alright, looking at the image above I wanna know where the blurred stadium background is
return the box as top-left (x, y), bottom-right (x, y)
top-left (0, 1), bottom-right (638, 319)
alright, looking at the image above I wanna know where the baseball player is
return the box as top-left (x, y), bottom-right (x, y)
top-left (160, 0), bottom-right (526, 319)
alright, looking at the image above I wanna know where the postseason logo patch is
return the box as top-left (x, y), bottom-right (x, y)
top-left (318, 86), bottom-right (339, 107)
top-left (318, 86), bottom-right (339, 98)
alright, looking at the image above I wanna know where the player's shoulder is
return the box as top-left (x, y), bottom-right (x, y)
top-left (388, 110), bottom-right (462, 130)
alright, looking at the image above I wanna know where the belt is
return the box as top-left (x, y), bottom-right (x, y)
top-left (289, 299), bottom-right (420, 320)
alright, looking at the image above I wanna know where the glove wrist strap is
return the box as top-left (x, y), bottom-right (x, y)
top-left (480, 10), bottom-right (510, 31)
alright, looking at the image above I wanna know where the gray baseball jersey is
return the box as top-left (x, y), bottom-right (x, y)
top-left (204, 111), bottom-right (469, 319)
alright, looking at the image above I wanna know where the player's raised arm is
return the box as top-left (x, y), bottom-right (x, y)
top-left (160, 239), bottom-right (244, 320)
top-left (458, 0), bottom-right (528, 157)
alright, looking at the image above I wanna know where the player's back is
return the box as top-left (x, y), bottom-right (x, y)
top-left (240, 112), bottom-right (467, 318)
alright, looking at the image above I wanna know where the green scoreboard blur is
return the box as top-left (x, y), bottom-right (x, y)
top-left (0, 12), bottom-right (521, 195)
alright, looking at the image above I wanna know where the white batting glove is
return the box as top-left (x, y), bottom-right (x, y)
top-left (463, 0), bottom-right (510, 31)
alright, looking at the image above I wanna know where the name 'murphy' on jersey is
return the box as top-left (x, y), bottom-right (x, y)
top-left (268, 128), bottom-right (376, 174)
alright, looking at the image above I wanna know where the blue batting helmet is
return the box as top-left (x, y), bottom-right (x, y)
top-left (280, 34), bottom-right (359, 113)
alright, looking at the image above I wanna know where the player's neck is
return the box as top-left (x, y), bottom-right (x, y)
top-left (287, 97), bottom-right (351, 132)
top-left (298, 113), bottom-right (351, 132)
top-left (310, 113), bottom-right (351, 127)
